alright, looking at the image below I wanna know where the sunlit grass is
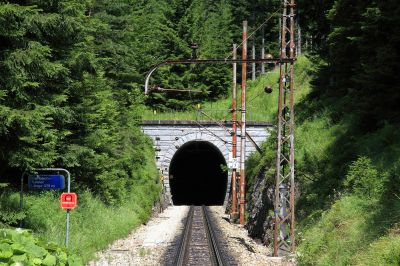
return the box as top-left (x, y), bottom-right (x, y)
top-left (0, 146), bottom-right (160, 263)
top-left (13, 183), bottom-right (160, 263)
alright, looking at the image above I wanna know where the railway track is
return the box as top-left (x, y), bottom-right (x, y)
top-left (174, 206), bottom-right (226, 266)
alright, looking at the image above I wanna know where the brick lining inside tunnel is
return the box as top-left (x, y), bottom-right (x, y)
top-left (169, 141), bottom-right (227, 205)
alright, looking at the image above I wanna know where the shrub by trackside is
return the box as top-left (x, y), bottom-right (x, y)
top-left (0, 228), bottom-right (82, 266)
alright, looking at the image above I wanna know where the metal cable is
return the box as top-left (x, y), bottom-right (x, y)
top-left (192, 120), bottom-right (233, 145)
top-left (225, 8), bottom-right (282, 60)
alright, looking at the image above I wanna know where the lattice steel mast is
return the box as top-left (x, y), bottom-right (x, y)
top-left (273, 0), bottom-right (296, 256)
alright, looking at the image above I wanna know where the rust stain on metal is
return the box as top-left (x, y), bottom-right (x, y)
top-left (232, 43), bottom-right (238, 217)
top-left (239, 21), bottom-right (247, 226)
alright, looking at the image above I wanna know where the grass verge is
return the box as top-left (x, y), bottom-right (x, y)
top-left (1, 140), bottom-right (161, 263)
top-left (1, 181), bottom-right (160, 263)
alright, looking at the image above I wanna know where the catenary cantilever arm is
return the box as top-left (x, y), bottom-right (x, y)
top-left (144, 58), bottom-right (291, 94)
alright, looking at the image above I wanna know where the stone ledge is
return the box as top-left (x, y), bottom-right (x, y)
top-left (142, 120), bottom-right (273, 127)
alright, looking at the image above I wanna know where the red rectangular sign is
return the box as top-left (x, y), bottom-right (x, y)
top-left (60, 192), bottom-right (77, 209)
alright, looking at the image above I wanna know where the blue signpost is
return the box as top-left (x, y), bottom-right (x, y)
top-left (20, 168), bottom-right (72, 247)
top-left (28, 175), bottom-right (65, 190)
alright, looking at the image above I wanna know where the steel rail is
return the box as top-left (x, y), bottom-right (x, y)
top-left (175, 206), bottom-right (195, 266)
top-left (202, 206), bottom-right (225, 266)
top-left (175, 206), bottom-right (225, 266)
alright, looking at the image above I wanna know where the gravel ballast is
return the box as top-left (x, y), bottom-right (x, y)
top-left (208, 206), bottom-right (295, 266)
top-left (88, 206), bottom-right (189, 266)
top-left (88, 205), bottom-right (295, 265)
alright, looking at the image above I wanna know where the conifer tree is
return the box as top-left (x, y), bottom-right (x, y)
top-left (0, 0), bottom-right (157, 204)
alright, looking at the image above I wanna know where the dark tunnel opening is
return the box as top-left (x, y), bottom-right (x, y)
top-left (169, 141), bottom-right (227, 205)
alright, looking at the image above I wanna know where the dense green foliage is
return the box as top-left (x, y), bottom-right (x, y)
top-left (295, 0), bottom-right (400, 222)
top-left (0, 0), bottom-right (161, 263)
top-left (0, 141), bottom-right (159, 262)
top-left (0, 228), bottom-right (81, 265)
top-left (243, 54), bottom-right (400, 264)
top-left (0, 183), bottom-right (159, 262)
top-left (1, 0), bottom-right (400, 264)
top-left (0, 0), bottom-right (159, 204)
top-left (142, 0), bottom-right (281, 110)
top-left (143, 0), bottom-right (233, 109)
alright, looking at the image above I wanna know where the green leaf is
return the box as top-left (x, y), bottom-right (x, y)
top-left (42, 254), bottom-right (56, 266)
top-left (11, 253), bottom-right (27, 263)
top-left (67, 254), bottom-right (83, 266)
top-left (43, 242), bottom-right (59, 252)
top-left (32, 257), bottom-right (43, 265)
top-left (11, 243), bottom-right (27, 254)
top-left (24, 243), bottom-right (47, 259)
top-left (0, 243), bottom-right (12, 259)
top-left (57, 251), bottom-right (68, 263)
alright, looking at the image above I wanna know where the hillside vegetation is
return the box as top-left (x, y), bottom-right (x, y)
top-left (1, 0), bottom-right (400, 264)
top-left (244, 56), bottom-right (400, 265)
top-left (295, 1), bottom-right (400, 264)
top-left (0, 0), bottom-right (162, 262)
top-left (146, 50), bottom-right (400, 264)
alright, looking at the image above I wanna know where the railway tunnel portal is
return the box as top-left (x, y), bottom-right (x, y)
top-left (141, 120), bottom-right (272, 206)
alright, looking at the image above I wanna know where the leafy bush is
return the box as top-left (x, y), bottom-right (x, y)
top-left (344, 156), bottom-right (383, 198)
top-left (0, 228), bottom-right (82, 266)
top-left (0, 184), bottom-right (25, 227)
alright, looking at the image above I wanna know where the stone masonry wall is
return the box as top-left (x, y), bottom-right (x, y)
top-left (141, 120), bottom-right (272, 206)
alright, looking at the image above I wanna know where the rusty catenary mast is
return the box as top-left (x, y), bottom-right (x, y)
top-left (231, 44), bottom-right (238, 217)
top-left (273, 0), bottom-right (296, 256)
top-left (239, 21), bottom-right (248, 225)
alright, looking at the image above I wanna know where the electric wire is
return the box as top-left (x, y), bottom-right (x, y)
top-left (225, 8), bottom-right (282, 60)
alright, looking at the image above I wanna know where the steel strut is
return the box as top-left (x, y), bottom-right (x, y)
top-left (273, 0), bottom-right (296, 256)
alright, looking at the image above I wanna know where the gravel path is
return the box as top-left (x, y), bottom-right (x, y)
top-left (208, 206), bottom-right (295, 266)
top-left (87, 206), bottom-right (189, 266)
top-left (88, 205), bottom-right (295, 266)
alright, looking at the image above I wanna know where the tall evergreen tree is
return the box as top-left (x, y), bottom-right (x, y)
top-left (0, 3), bottom-right (72, 174)
top-left (0, 0), bottom-right (158, 204)
top-left (178, 0), bottom-right (233, 99)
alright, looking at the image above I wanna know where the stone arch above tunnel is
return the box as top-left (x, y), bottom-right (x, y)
top-left (141, 120), bottom-right (272, 206)
top-left (160, 131), bottom-right (231, 205)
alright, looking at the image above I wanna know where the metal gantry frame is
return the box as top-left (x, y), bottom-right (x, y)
top-left (144, 58), bottom-right (289, 95)
top-left (273, 0), bottom-right (296, 256)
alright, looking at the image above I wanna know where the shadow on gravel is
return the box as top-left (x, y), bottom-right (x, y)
top-left (230, 237), bottom-right (256, 253)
